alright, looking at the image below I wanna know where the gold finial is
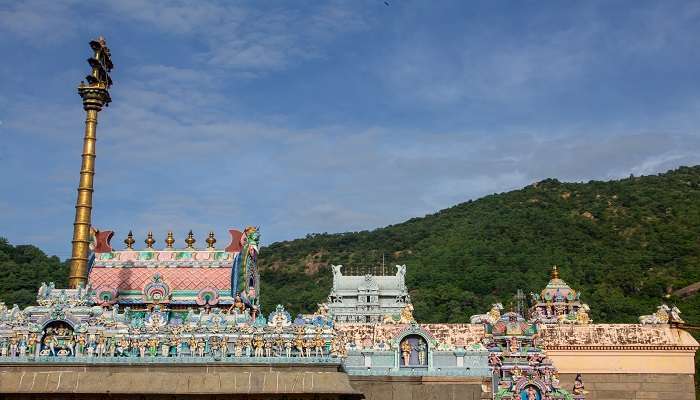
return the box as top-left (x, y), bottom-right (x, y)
top-left (551, 265), bottom-right (560, 279)
top-left (165, 231), bottom-right (175, 249)
top-left (124, 231), bottom-right (135, 249)
top-left (145, 231), bottom-right (155, 249)
top-left (206, 231), bottom-right (216, 249)
top-left (185, 230), bottom-right (196, 249)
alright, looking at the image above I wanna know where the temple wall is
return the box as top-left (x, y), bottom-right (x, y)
top-left (348, 375), bottom-right (489, 400)
top-left (0, 363), bottom-right (360, 398)
top-left (547, 349), bottom-right (697, 374)
top-left (558, 373), bottom-right (696, 400)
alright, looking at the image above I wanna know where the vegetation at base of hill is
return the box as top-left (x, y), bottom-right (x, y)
top-left (0, 239), bottom-right (68, 307)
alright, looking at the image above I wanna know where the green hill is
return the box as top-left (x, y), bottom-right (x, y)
top-left (258, 165), bottom-right (700, 327)
top-left (1, 165), bottom-right (699, 326)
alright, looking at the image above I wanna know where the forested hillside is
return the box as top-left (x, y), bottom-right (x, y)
top-left (258, 165), bottom-right (700, 327)
top-left (1, 166), bottom-right (699, 327)
top-left (0, 239), bottom-right (68, 307)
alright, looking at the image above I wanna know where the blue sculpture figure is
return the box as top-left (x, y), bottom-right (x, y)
top-left (230, 226), bottom-right (261, 308)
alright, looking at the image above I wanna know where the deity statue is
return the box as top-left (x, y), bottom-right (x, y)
top-left (76, 334), bottom-right (86, 357)
top-left (253, 336), bottom-right (264, 357)
top-left (231, 227), bottom-right (261, 309)
top-left (525, 386), bottom-right (538, 400)
top-left (416, 340), bottom-right (427, 365)
top-left (573, 373), bottom-right (586, 395)
top-left (147, 336), bottom-right (159, 357)
top-left (295, 333), bottom-right (305, 357)
top-left (400, 340), bottom-right (412, 366)
top-left (229, 295), bottom-right (246, 315)
top-left (219, 337), bottom-right (229, 357)
top-left (27, 333), bottom-right (38, 356)
top-left (488, 352), bottom-right (502, 373)
top-left (188, 336), bottom-right (197, 356)
top-left (314, 334), bottom-right (324, 358)
top-left (284, 339), bottom-right (293, 357)
top-left (9, 335), bottom-right (19, 357)
top-left (508, 336), bottom-right (519, 354)
top-left (196, 337), bottom-right (206, 357)
top-left (18, 335), bottom-right (27, 357)
top-left (107, 337), bottom-right (116, 357)
top-left (551, 372), bottom-right (561, 389)
top-left (138, 338), bottom-right (147, 358)
top-left (304, 337), bottom-right (314, 358)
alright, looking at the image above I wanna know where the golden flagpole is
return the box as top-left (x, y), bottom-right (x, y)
top-left (68, 37), bottom-right (113, 289)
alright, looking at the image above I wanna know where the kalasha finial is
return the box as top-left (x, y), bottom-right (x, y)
top-left (145, 231), bottom-right (155, 249)
top-left (124, 231), bottom-right (135, 249)
top-left (551, 265), bottom-right (560, 279)
top-left (165, 231), bottom-right (175, 249)
top-left (206, 231), bottom-right (216, 249)
top-left (185, 230), bottom-right (196, 249)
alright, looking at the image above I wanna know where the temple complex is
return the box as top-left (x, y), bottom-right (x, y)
top-left (327, 264), bottom-right (411, 323)
top-left (0, 37), bottom-right (697, 400)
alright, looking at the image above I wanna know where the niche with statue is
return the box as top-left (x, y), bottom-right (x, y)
top-left (399, 334), bottom-right (429, 367)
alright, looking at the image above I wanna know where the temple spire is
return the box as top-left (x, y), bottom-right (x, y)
top-left (68, 37), bottom-right (114, 289)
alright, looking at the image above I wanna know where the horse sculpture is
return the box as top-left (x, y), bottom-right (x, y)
top-left (470, 303), bottom-right (503, 324)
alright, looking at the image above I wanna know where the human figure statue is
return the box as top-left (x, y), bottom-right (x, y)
top-left (187, 336), bottom-right (197, 356)
top-left (264, 338), bottom-right (272, 357)
top-left (220, 337), bottom-right (228, 357)
top-left (27, 333), bottom-right (38, 356)
top-left (416, 340), bottom-right (427, 365)
top-left (573, 373), bottom-right (585, 395)
top-left (295, 334), bottom-right (304, 357)
top-left (285, 339), bottom-right (292, 357)
top-left (196, 337), bottom-right (206, 357)
top-left (400, 340), bottom-right (412, 366)
top-left (254, 336), bottom-right (264, 357)
top-left (526, 386), bottom-right (538, 400)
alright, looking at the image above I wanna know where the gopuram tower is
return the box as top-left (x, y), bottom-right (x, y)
top-left (68, 37), bottom-right (113, 289)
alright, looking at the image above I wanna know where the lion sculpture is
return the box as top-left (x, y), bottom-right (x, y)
top-left (470, 303), bottom-right (503, 325)
top-left (382, 304), bottom-right (415, 324)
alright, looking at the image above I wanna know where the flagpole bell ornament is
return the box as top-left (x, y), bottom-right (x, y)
top-left (68, 36), bottom-right (114, 289)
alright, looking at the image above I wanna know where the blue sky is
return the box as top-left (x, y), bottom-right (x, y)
top-left (1, 1), bottom-right (700, 259)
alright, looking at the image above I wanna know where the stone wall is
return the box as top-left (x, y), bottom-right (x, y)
top-left (558, 373), bottom-right (696, 400)
top-left (0, 362), bottom-right (361, 399)
top-left (348, 375), bottom-right (489, 400)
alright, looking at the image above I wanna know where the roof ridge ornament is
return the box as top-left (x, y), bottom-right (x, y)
top-left (165, 231), bottom-right (175, 249)
top-left (145, 231), bottom-right (155, 249)
top-left (123, 231), bottom-right (135, 249)
top-left (185, 230), bottom-right (196, 249)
